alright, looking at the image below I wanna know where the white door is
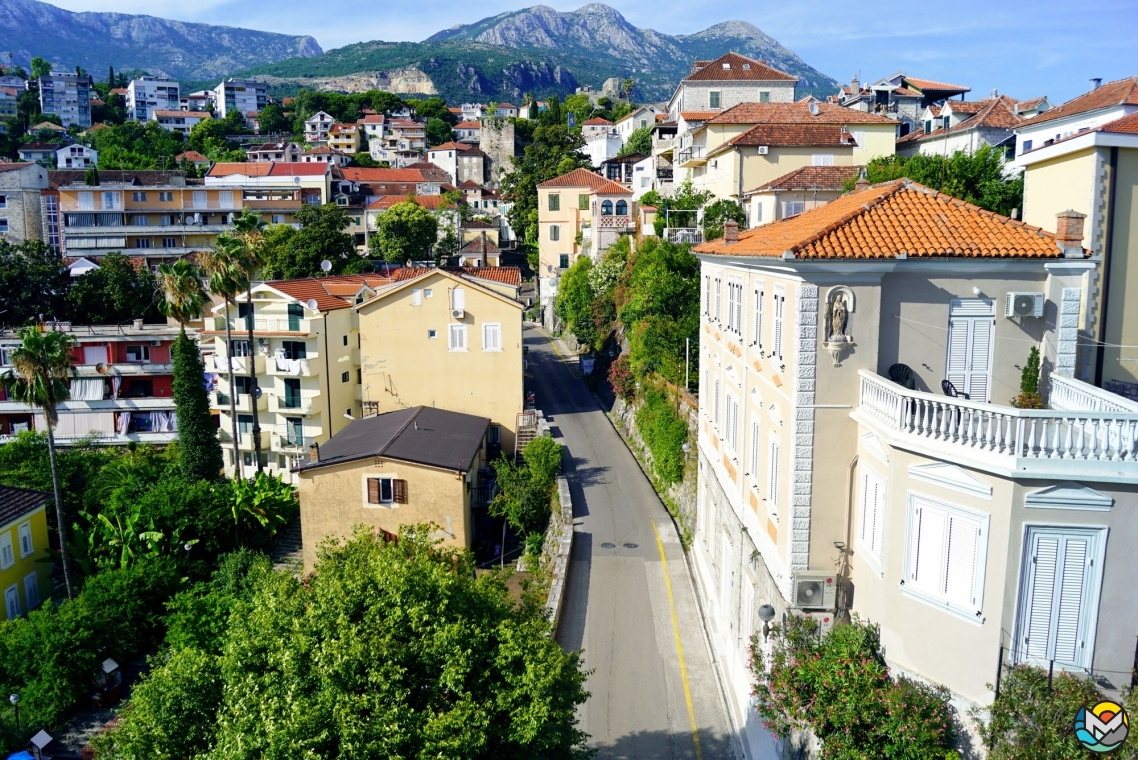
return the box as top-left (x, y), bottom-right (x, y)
top-left (946, 299), bottom-right (995, 401)
top-left (1016, 527), bottom-right (1105, 670)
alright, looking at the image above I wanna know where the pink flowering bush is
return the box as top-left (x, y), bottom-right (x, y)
top-left (750, 614), bottom-right (958, 759)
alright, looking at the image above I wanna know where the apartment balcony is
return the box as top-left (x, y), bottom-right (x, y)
top-left (211, 317), bottom-right (313, 335)
top-left (271, 432), bottom-right (311, 453)
top-left (266, 356), bottom-right (317, 377)
top-left (665, 228), bottom-right (704, 245)
top-left (219, 429), bottom-right (270, 451)
top-left (656, 168), bottom-right (674, 180)
top-left (211, 391), bottom-right (267, 413)
top-left (242, 198), bottom-right (301, 211)
top-left (271, 394), bottom-right (319, 415)
top-left (678, 145), bottom-right (707, 167)
top-left (64, 224), bottom-right (232, 236)
top-left (0, 431), bottom-right (177, 447)
top-left (853, 370), bottom-right (1138, 483)
top-left (74, 362), bottom-right (173, 377)
top-left (598, 215), bottom-right (634, 230)
top-left (209, 354), bottom-right (266, 375)
top-left (0, 397), bottom-right (175, 413)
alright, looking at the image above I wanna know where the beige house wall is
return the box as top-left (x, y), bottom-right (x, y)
top-left (357, 270), bottom-right (523, 452)
top-left (537, 185), bottom-right (586, 277)
top-left (1102, 148), bottom-right (1138, 386)
top-left (1023, 148), bottom-right (1097, 248)
top-left (749, 188), bottom-right (845, 227)
top-left (297, 452), bottom-right (483, 570)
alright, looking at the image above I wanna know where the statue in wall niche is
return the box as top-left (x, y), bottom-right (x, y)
top-left (829, 294), bottom-right (849, 342)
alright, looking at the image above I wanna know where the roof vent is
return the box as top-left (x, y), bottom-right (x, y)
top-left (1090, 77), bottom-right (1102, 90)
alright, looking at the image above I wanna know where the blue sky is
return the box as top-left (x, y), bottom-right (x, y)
top-left (50, 0), bottom-right (1138, 104)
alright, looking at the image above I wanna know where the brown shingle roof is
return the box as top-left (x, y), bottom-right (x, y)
top-left (750, 165), bottom-right (858, 193)
top-left (1019, 77), bottom-right (1138, 127)
top-left (684, 52), bottom-right (797, 82)
top-left (0, 162), bottom-right (35, 173)
top-left (175, 150), bottom-right (208, 162)
top-left (430, 141), bottom-right (472, 151)
top-left (459, 235), bottom-right (501, 255)
top-left (0, 485), bottom-right (50, 528)
top-left (706, 102), bottom-right (896, 125)
top-left (537, 167), bottom-right (632, 195)
top-left (582, 117), bottom-right (612, 126)
top-left (727, 123), bottom-right (858, 148)
top-left (393, 266), bottom-right (522, 287)
top-left (694, 180), bottom-right (1078, 260)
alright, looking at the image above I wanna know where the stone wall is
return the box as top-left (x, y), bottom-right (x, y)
top-left (478, 118), bottom-right (516, 184)
top-left (542, 476), bottom-right (575, 635)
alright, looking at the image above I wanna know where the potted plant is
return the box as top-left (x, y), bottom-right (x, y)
top-left (1011, 347), bottom-right (1043, 409)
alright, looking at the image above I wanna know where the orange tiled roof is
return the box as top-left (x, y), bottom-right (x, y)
top-left (693, 180), bottom-right (1080, 260)
top-left (582, 117), bottom-right (613, 126)
top-left (459, 235), bottom-right (501, 254)
top-left (430, 141), bottom-right (472, 151)
top-left (1015, 96), bottom-right (1048, 111)
top-left (268, 274), bottom-right (397, 311)
top-left (707, 102), bottom-right (896, 125)
top-left (537, 167), bottom-right (632, 195)
top-left (726, 123), bottom-right (859, 148)
top-left (338, 167), bottom-right (425, 182)
top-left (207, 162), bottom-right (329, 178)
top-left (455, 120), bottom-right (480, 129)
top-left (749, 165), bottom-right (857, 193)
top-left (175, 150), bottom-right (208, 162)
top-left (679, 111), bottom-right (719, 122)
top-left (684, 52), bottom-right (797, 82)
top-left (896, 127), bottom-right (926, 145)
top-left (910, 99), bottom-right (1023, 143)
top-left (1019, 77), bottom-right (1138, 127)
top-left (905, 76), bottom-right (971, 93)
top-left (393, 266), bottom-right (522, 288)
top-left (1100, 110), bottom-right (1138, 134)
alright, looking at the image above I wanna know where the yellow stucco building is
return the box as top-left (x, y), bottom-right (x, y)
top-left (0, 486), bottom-right (53, 618)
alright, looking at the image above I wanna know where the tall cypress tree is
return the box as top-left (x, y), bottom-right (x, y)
top-left (171, 331), bottom-right (223, 481)
top-left (107, 66), bottom-right (114, 89)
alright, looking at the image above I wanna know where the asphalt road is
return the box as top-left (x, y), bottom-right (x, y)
top-left (525, 326), bottom-right (737, 760)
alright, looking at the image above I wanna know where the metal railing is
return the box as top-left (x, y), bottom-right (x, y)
top-left (665, 228), bottom-right (703, 245)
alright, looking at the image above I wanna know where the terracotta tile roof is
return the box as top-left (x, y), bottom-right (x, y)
top-left (0, 162), bottom-right (34, 172)
top-left (1015, 97), bottom-right (1048, 111)
top-left (366, 194), bottom-right (455, 210)
top-left (582, 117), bottom-right (612, 125)
top-left (459, 235), bottom-right (501, 254)
top-left (911, 99), bottom-right (1023, 142)
top-left (304, 146), bottom-right (346, 155)
top-left (463, 219), bottom-right (497, 228)
top-left (726, 123), bottom-right (859, 148)
top-left (0, 485), bottom-right (50, 527)
top-left (694, 180), bottom-right (1078, 260)
top-left (393, 266), bottom-right (522, 287)
top-left (1100, 111), bottom-right (1138, 134)
top-left (749, 165), bottom-right (857, 193)
top-left (175, 150), bottom-right (208, 162)
top-left (329, 123), bottom-right (357, 133)
top-left (497, 102), bottom-right (516, 109)
top-left (455, 120), bottom-right (480, 129)
top-left (429, 141), bottom-right (471, 151)
top-left (360, 115), bottom-right (385, 124)
top-left (208, 162), bottom-right (328, 177)
top-left (18, 143), bottom-right (58, 152)
top-left (401, 162), bottom-right (452, 182)
top-left (684, 52), bottom-right (797, 82)
top-left (905, 77), bottom-right (971, 93)
top-left (458, 179), bottom-right (481, 188)
top-left (926, 105), bottom-right (942, 117)
top-left (707, 102), bottom-right (896, 125)
top-left (1019, 77), bottom-right (1138, 127)
top-left (891, 86), bottom-right (923, 98)
top-left (270, 163), bottom-right (329, 176)
top-left (679, 111), bottom-right (719, 121)
top-left (896, 127), bottom-right (926, 145)
top-left (537, 167), bottom-right (632, 195)
top-left (268, 274), bottom-right (397, 310)
top-left (338, 167), bottom-right (425, 182)
top-left (209, 162), bottom-right (271, 177)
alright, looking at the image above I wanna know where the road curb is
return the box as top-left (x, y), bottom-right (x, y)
top-left (545, 476), bottom-right (574, 637)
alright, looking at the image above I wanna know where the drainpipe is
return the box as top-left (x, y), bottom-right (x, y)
top-left (1094, 146), bottom-right (1119, 386)
top-left (840, 454), bottom-right (859, 617)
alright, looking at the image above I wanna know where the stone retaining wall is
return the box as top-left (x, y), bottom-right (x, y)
top-left (543, 476), bottom-right (574, 634)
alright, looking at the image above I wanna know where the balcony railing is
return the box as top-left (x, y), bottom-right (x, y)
top-left (210, 355), bottom-right (266, 375)
top-left (855, 370), bottom-right (1138, 481)
top-left (1048, 373), bottom-right (1138, 413)
top-left (656, 168), bottom-right (674, 180)
top-left (271, 395), bottom-right (317, 415)
top-left (677, 145), bottom-right (706, 165)
top-left (212, 391), bottom-right (267, 413)
top-left (212, 317), bottom-right (312, 334)
top-left (267, 356), bottom-right (314, 377)
top-left (665, 228), bottom-right (703, 245)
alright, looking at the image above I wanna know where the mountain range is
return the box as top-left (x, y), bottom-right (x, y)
top-left (0, 0), bottom-right (321, 80)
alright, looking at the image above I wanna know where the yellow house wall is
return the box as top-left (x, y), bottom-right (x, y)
top-left (297, 455), bottom-right (477, 570)
top-left (1102, 148), bottom-right (1138, 386)
top-left (852, 124), bottom-right (898, 163)
top-left (357, 271), bottom-right (523, 452)
top-left (0, 507), bottom-right (51, 615)
top-left (1022, 148), bottom-right (1097, 248)
top-left (537, 186), bottom-right (587, 275)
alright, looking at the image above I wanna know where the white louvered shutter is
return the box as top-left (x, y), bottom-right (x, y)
top-left (1025, 535), bottom-right (1058, 660)
top-left (967, 318), bottom-right (994, 402)
top-left (1053, 536), bottom-right (1089, 664)
top-left (713, 378), bottom-right (720, 427)
top-left (944, 512), bottom-right (981, 609)
top-left (946, 318), bottom-right (969, 393)
top-left (714, 278), bottom-right (721, 322)
top-left (860, 470), bottom-right (885, 559)
top-left (734, 284), bottom-right (743, 335)
top-left (754, 284), bottom-right (764, 349)
top-left (750, 421), bottom-right (760, 477)
top-left (910, 503), bottom-right (947, 595)
top-left (767, 440), bottom-right (780, 511)
top-left (773, 291), bottom-right (784, 359)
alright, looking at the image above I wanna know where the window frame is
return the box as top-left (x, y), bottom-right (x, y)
top-left (549, 224), bottom-right (560, 242)
top-left (23, 572), bottom-right (38, 611)
top-left (547, 193), bottom-right (560, 211)
top-left (448, 323), bottom-right (468, 352)
top-left (902, 492), bottom-right (990, 622)
top-left (364, 475), bottom-right (407, 506)
top-left (752, 281), bottom-right (765, 352)
top-left (4, 584), bottom-right (18, 621)
top-left (482, 322), bottom-right (502, 352)
top-left (772, 286), bottom-right (785, 362)
top-left (17, 522), bottom-right (32, 558)
top-left (0, 532), bottom-right (12, 570)
top-left (858, 467), bottom-right (886, 574)
top-left (709, 91), bottom-right (721, 109)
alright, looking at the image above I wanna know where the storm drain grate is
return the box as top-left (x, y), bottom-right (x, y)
top-left (623, 543), bottom-right (639, 549)
top-left (600, 542), bottom-right (617, 549)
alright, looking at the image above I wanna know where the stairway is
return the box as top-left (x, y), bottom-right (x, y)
top-left (272, 515), bottom-right (304, 572)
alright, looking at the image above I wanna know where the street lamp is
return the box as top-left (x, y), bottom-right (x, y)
top-left (184, 542), bottom-right (193, 582)
top-left (681, 442), bottom-right (692, 460)
top-left (10, 693), bottom-right (20, 734)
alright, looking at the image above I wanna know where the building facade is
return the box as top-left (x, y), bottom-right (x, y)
top-left (0, 486), bottom-right (53, 621)
top-left (38, 73), bottom-right (91, 128)
top-left (126, 77), bottom-right (180, 122)
top-left (212, 79), bottom-right (267, 124)
top-left (667, 52), bottom-right (797, 121)
top-left (0, 163), bottom-right (48, 243)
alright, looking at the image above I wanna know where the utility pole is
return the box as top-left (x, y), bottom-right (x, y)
top-left (685, 337), bottom-right (690, 391)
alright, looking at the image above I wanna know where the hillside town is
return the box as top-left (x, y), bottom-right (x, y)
top-left (0, 33), bottom-right (1136, 760)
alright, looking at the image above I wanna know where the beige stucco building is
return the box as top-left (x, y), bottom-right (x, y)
top-left (356, 268), bottom-right (524, 456)
top-left (296, 405), bottom-right (491, 568)
top-left (690, 180), bottom-right (1138, 757)
top-left (743, 165), bottom-right (856, 227)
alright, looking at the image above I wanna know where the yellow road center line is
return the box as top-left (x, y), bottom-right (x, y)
top-left (653, 521), bottom-right (704, 760)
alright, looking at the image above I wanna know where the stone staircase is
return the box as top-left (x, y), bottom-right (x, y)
top-left (272, 515), bottom-right (304, 572)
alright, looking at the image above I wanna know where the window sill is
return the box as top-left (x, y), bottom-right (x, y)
top-left (899, 584), bottom-right (983, 626)
top-left (363, 502), bottom-right (398, 509)
top-left (482, 348), bottom-right (503, 352)
top-left (856, 543), bottom-right (883, 578)
top-left (448, 348), bottom-right (469, 353)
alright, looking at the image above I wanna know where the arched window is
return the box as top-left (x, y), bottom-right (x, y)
top-left (615, 200), bottom-right (628, 216)
top-left (601, 200), bottom-right (613, 215)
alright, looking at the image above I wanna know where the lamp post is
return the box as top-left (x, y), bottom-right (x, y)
top-left (184, 542), bottom-right (193, 582)
top-left (10, 693), bottom-right (20, 735)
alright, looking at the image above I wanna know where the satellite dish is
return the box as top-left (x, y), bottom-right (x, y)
top-left (306, 298), bottom-right (318, 311)
top-left (321, 260), bottom-right (332, 272)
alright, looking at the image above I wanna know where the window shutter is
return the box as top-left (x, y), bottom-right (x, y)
top-left (944, 512), bottom-right (980, 608)
top-left (714, 278), bottom-right (721, 322)
top-left (1053, 537), bottom-right (1089, 663)
top-left (968, 318), bottom-right (994, 402)
top-left (23, 573), bottom-right (37, 610)
top-left (754, 285), bottom-right (764, 348)
top-left (750, 421), bottom-right (760, 477)
top-left (945, 318), bottom-right (970, 393)
top-left (412, 288), bottom-right (422, 306)
top-left (734, 284), bottom-right (743, 335)
top-left (393, 479), bottom-right (408, 504)
top-left (367, 478), bottom-right (381, 504)
top-left (0, 533), bottom-right (12, 570)
top-left (452, 288), bottom-right (465, 311)
top-left (859, 471), bottom-right (874, 549)
top-left (768, 440), bottom-right (780, 511)
top-left (773, 292), bottom-right (784, 359)
top-left (5, 586), bottom-right (18, 620)
top-left (910, 503), bottom-right (947, 593)
top-left (713, 379), bottom-right (720, 427)
top-left (18, 524), bottom-right (32, 557)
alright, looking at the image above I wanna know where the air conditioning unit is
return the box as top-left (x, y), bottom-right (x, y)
top-left (756, 145), bottom-right (769, 155)
top-left (792, 570), bottom-right (837, 610)
top-left (1005, 292), bottom-right (1045, 318)
top-left (803, 610), bottom-right (835, 636)
top-left (150, 340), bottom-right (162, 346)
top-left (451, 309), bottom-right (465, 319)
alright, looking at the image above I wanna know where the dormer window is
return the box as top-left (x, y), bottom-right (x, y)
top-left (722, 63), bottom-right (731, 69)
top-left (742, 64), bottom-right (751, 70)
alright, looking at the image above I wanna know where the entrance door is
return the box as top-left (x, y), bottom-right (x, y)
top-left (1015, 527), bottom-right (1105, 671)
top-left (946, 299), bottom-right (995, 402)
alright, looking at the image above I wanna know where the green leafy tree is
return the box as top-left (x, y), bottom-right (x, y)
top-left (1, 328), bottom-right (77, 597)
top-left (856, 144), bottom-right (1023, 215)
top-left (0, 239), bottom-right (68, 325)
top-left (371, 199), bottom-right (439, 264)
top-left (158, 260), bottom-right (223, 481)
top-left (227, 209), bottom-right (270, 470)
top-left (414, 96), bottom-right (457, 125)
top-left (30, 57), bottom-right (51, 79)
top-left (164, 549), bottom-right (274, 654)
top-left (501, 123), bottom-right (588, 250)
top-left (618, 238), bottom-right (699, 385)
top-left (86, 120), bottom-right (187, 170)
top-left (226, 471), bottom-right (296, 546)
top-left (200, 238), bottom-right (246, 479)
top-left (555, 256), bottom-right (596, 348)
top-left (618, 126), bottom-right (652, 157)
top-left (701, 198), bottom-right (746, 241)
top-left (260, 203), bottom-right (358, 279)
top-left (64, 251), bottom-right (161, 325)
top-left (257, 102), bottom-right (290, 135)
top-left (426, 116), bottom-right (455, 147)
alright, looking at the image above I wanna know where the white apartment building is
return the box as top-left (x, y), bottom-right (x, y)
top-left (38, 74), bottom-right (91, 128)
top-left (126, 77), bottom-right (180, 122)
top-left (56, 144), bottom-right (97, 169)
top-left (212, 79), bottom-right (267, 124)
top-left (304, 111), bottom-right (335, 144)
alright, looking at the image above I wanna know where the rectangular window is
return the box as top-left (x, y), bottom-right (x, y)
top-left (341, 371), bottom-right (349, 383)
top-left (135, 215), bottom-right (149, 226)
top-left (23, 573), bottom-right (38, 611)
top-left (159, 191), bottom-right (173, 202)
top-left (283, 378), bottom-right (301, 408)
top-left (125, 344), bottom-right (150, 362)
top-left (724, 393), bottom-right (739, 452)
top-left (163, 237), bottom-right (176, 248)
top-left (0, 532), bottom-right (12, 570)
top-left (759, 91), bottom-right (770, 103)
top-left (1021, 139), bottom-right (1033, 153)
top-left (702, 274), bottom-right (710, 316)
top-left (17, 522), bottom-right (32, 558)
top-left (548, 194), bottom-right (560, 211)
top-left (411, 288), bottom-right (422, 306)
top-left (713, 377), bottom-right (721, 429)
top-left (281, 340), bottom-right (306, 360)
top-left (219, 191), bottom-right (234, 207)
top-left (229, 340), bottom-right (250, 358)
top-left (946, 299), bottom-right (995, 402)
top-left (852, 130), bottom-right (866, 148)
top-left (0, 195), bottom-right (6, 209)
top-left (4, 585), bottom-right (18, 621)
top-left (78, 191), bottom-right (94, 210)
top-left (714, 277), bottom-right (721, 323)
top-left (750, 421), bottom-right (760, 485)
top-left (783, 201), bottom-right (805, 218)
top-left (482, 323), bottom-right (502, 351)
top-left (858, 468), bottom-right (886, 568)
top-left (452, 288), bottom-right (465, 312)
top-left (237, 414), bottom-right (253, 435)
top-left (427, 329), bottom-right (437, 339)
top-left (559, 254), bottom-right (569, 269)
top-left (102, 192), bottom-right (120, 209)
top-left (1015, 527), bottom-right (1105, 670)
top-left (753, 283), bottom-right (765, 350)
top-left (448, 324), bottom-right (467, 351)
top-left (768, 440), bottom-right (780, 518)
top-left (135, 238), bottom-right (151, 249)
top-left (271, 214), bottom-right (284, 224)
top-left (132, 191), bottom-right (147, 202)
top-left (904, 494), bottom-right (988, 618)
top-left (367, 477), bottom-right (408, 505)
top-left (578, 193), bottom-right (589, 210)
top-left (193, 190), bottom-right (207, 209)
top-left (549, 224), bottom-right (560, 242)
top-left (0, 219), bottom-right (7, 234)
top-left (709, 91), bottom-right (721, 109)
top-left (811, 154), bottom-right (834, 166)
top-left (773, 288), bottom-right (785, 361)
top-left (755, 201), bottom-right (763, 225)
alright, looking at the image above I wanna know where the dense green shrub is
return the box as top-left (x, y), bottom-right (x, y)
top-left (635, 387), bottom-right (689, 484)
top-left (608, 356), bottom-right (635, 400)
top-left (490, 436), bottom-right (564, 538)
top-left (172, 331), bottom-right (223, 481)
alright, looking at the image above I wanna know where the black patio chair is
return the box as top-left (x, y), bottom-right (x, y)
top-left (941, 379), bottom-right (969, 400)
top-left (887, 363), bottom-right (918, 390)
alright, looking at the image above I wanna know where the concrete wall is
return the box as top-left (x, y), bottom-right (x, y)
top-left (0, 506), bottom-right (51, 616)
top-left (676, 82), bottom-right (796, 113)
top-left (0, 164), bottom-right (47, 243)
top-left (357, 270), bottom-right (523, 452)
top-left (748, 189), bottom-right (844, 227)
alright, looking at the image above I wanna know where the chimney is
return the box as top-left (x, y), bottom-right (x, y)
top-left (723, 220), bottom-right (739, 243)
top-left (308, 442), bottom-right (320, 463)
top-left (1090, 78), bottom-right (1102, 90)
top-left (855, 167), bottom-right (870, 191)
top-left (1055, 209), bottom-right (1086, 257)
top-left (850, 74), bottom-right (860, 92)
top-left (990, 88), bottom-right (998, 98)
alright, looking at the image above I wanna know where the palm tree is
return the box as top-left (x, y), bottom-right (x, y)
top-left (201, 237), bottom-right (246, 479)
top-left (230, 209), bottom-right (269, 473)
top-left (156, 259), bottom-right (207, 330)
top-left (1, 327), bottom-right (77, 598)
